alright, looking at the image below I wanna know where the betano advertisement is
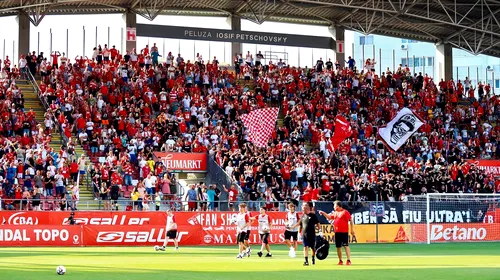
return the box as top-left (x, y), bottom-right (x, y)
top-left (0, 212), bottom-right (499, 246)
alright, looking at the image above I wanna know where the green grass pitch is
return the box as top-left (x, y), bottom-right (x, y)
top-left (0, 243), bottom-right (499, 280)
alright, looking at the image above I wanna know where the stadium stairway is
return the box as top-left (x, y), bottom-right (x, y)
top-left (17, 79), bottom-right (99, 210)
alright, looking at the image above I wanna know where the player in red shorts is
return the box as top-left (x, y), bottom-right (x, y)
top-left (319, 201), bottom-right (355, 265)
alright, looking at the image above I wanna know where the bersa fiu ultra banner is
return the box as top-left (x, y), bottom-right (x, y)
top-left (314, 201), bottom-right (489, 225)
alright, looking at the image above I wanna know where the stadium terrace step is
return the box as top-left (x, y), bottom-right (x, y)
top-left (16, 78), bottom-right (98, 209)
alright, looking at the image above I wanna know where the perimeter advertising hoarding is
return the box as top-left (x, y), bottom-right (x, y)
top-left (314, 201), bottom-right (490, 225)
top-left (321, 224), bottom-right (412, 244)
top-left (1, 212), bottom-right (499, 246)
top-left (136, 24), bottom-right (335, 50)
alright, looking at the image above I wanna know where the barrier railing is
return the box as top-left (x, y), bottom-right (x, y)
top-left (3, 194), bottom-right (498, 212)
top-left (0, 198), bottom-right (294, 211)
top-left (25, 69), bottom-right (69, 146)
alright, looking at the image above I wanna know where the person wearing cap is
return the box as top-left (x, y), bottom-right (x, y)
top-left (66, 212), bottom-right (77, 225)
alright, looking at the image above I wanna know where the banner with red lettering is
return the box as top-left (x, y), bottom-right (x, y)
top-left (83, 225), bottom-right (202, 246)
top-left (2, 212), bottom-right (500, 246)
top-left (411, 223), bottom-right (500, 242)
top-left (466, 160), bottom-right (500, 175)
top-left (175, 211), bottom-right (300, 245)
top-left (0, 226), bottom-right (83, 246)
top-left (0, 212), bottom-right (302, 246)
top-left (153, 152), bottom-right (207, 172)
top-left (0, 211), bottom-right (168, 226)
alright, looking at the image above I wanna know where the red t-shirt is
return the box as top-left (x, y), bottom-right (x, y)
top-left (229, 189), bottom-right (237, 202)
top-left (51, 54), bottom-right (60, 65)
top-left (330, 209), bottom-right (351, 233)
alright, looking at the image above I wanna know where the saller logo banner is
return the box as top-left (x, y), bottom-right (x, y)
top-left (378, 108), bottom-right (424, 151)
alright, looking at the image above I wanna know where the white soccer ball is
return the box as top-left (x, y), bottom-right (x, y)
top-left (56, 265), bottom-right (66, 275)
top-left (289, 250), bottom-right (296, 258)
top-left (154, 245), bottom-right (160, 251)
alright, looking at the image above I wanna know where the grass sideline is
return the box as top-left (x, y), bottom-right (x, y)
top-left (0, 243), bottom-right (499, 280)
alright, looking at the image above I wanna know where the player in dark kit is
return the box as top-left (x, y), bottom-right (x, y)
top-left (319, 201), bottom-right (355, 265)
top-left (299, 202), bottom-right (320, 266)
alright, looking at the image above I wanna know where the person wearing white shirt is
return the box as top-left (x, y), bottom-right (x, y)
top-left (295, 164), bottom-right (305, 187)
top-left (138, 158), bottom-right (147, 178)
top-left (164, 136), bottom-right (175, 151)
top-left (225, 163), bottom-right (234, 177)
top-left (143, 174), bottom-right (154, 195)
top-left (183, 96), bottom-right (191, 110)
top-left (235, 204), bottom-right (250, 259)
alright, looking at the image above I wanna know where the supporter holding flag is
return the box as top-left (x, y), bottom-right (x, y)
top-left (328, 116), bottom-right (352, 152)
top-left (378, 108), bottom-right (425, 151)
top-left (241, 108), bottom-right (279, 148)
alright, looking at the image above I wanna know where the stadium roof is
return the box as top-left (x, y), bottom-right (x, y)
top-left (2, 0), bottom-right (500, 57)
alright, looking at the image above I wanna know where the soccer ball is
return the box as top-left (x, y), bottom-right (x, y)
top-left (154, 245), bottom-right (160, 251)
top-left (56, 265), bottom-right (66, 275)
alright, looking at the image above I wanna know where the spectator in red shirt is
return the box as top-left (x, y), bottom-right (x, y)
top-left (319, 201), bottom-right (355, 266)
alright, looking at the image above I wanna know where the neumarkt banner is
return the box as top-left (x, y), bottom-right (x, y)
top-left (136, 24), bottom-right (335, 50)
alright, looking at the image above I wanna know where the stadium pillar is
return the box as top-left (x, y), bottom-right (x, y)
top-left (123, 11), bottom-right (137, 53)
top-left (227, 16), bottom-right (242, 65)
top-left (17, 13), bottom-right (30, 59)
top-left (329, 26), bottom-right (345, 65)
top-left (435, 43), bottom-right (453, 82)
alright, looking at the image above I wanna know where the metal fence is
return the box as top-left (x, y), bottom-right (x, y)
top-left (205, 156), bottom-right (239, 211)
top-left (2, 196), bottom-right (497, 215)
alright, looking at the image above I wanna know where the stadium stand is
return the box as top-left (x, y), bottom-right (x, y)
top-left (0, 43), bottom-right (499, 211)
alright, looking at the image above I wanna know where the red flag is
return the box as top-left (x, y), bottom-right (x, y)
top-left (241, 108), bottom-right (279, 148)
top-left (328, 116), bottom-right (352, 152)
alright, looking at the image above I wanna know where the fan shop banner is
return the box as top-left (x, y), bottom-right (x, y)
top-left (153, 152), bottom-right (207, 172)
top-left (466, 160), bottom-right (500, 175)
top-left (321, 224), bottom-right (412, 244)
top-left (0, 226), bottom-right (83, 246)
top-left (314, 201), bottom-right (490, 225)
top-left (411, 223), bottom-right (500, 242)
top-left (175, 211), bottom-right (298, 245)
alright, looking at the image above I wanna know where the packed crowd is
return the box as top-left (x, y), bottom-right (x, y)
top-left (0, 58), bottom-right (82, 210)
top-left (0, 41), bottom-right (499, 211)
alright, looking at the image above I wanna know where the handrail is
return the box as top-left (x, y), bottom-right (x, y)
top-left (25, 70), bottom-right (68, 146)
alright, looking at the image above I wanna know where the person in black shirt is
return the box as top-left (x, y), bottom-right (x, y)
top-left (299, 202), bottom-right (320, 266)
top-left (315, 58), bottom-right (324, 72)
top-left (248, 185), bottom-right (260, 211)
top-left (272, 186), bottom-right (284, 211)
top-left (66, 212), bottom-right (77, 225)
top-left (325, 58), bottom-right (333, 71)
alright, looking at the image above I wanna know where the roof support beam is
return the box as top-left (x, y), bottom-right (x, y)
top-left (291, 0), bottom-right (500, 38)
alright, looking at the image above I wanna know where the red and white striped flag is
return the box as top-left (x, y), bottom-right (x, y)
top-left (241, 108), bottom-right (279, 148)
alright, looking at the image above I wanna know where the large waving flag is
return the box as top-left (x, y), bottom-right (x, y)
top-left (328, 116), bottom-right (352, 152)
top-left (378, 107), bottom-right (424, 151)
top-left (241, 108), bottom-right (279, 148)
